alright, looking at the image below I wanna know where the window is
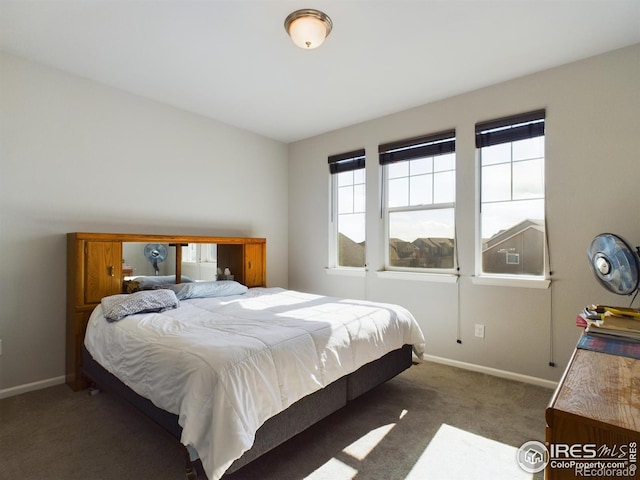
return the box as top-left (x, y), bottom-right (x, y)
top-left (476, 110), bottom-right (546, 277)
top-left (379, 130), bottom-right (456, 271)
top-left (182, 243), bottom-right (198, 263)
top-left (506, 252), bottom-right (520, 265)
top-left (181, 244), bottom-right (217, 264)
top-left (329, 149), bottom-right (366, 268)
top-left (181, 243), bottom-right (218, 280)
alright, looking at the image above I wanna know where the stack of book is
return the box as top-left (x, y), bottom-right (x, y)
top-left (577, 305), bottom-right (640, 342)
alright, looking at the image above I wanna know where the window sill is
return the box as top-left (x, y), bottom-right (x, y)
top-left (325, 267), bottom-right (366, 278)
top-left (470, 275), bottom-right (550, 289)
top-left (375, 271), bottom-right (458, 283)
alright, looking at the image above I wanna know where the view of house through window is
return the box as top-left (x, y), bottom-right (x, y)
top-left (476, 110), bottom-right (546, 276)
top-left (329, 149), bottom-right (366, 268)
top-left (379, 131), bottom-right (456, 271)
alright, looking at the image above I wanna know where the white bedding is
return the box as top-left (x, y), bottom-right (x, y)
top-left (85, 287), bottom-right (425, 480)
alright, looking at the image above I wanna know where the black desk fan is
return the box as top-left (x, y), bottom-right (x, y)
top-left (587, 233), bottom-right (640, 304)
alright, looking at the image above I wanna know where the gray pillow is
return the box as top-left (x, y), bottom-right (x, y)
top-left (101, 289), bottom-right (180, 322)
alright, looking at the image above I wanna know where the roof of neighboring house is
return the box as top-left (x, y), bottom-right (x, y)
top-left (483, 219), bottom-right (544, 251)
top-left (338, 233), bottom-right (365, 265)
top-left (414, 237), bottom-right (454, 249)
top-left (389, 238), bottom-right (418, 247)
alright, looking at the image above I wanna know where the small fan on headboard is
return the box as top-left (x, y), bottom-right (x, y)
top-left (144, 244), bottom-right (168, 276)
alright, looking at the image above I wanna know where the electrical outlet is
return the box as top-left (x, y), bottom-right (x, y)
top-left (474, 324), bottom-right (485, 338)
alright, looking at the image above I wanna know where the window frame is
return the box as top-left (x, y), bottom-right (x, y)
top-left (475, 110), bottom-right (549, 284)
top-left (328, 148), bottom-right (367, 270)
top-left (379, 130), bottom-right (457, 274)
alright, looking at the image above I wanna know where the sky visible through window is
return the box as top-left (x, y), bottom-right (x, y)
top-left (338, 136), bottom-right (543, 245)
top-left (389, 209), bottom-right (454, 242)
top-left (337, 169), bottom-right (366, 244)
top-left (481, 136), bottom-right (545, 240)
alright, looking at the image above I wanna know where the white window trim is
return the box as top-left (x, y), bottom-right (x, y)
top-left (328, 166), bottom-right (367, 271)
top-left (471, 274), bottom-right (550, 289)
top-left (382, 163), bottom-right (457, 273)
top-left (376, 270), bottom-right (458, 283)
top-left (325, 267), bottom-right (366, 277)
top-left (325, 267), bottom-right (459, 283)
top-left (326, 266), bottom-right (546, 286)
top-left (328, 174), bottom-right (339, 268)
top-left (474, 123), bottom-right (548, 285)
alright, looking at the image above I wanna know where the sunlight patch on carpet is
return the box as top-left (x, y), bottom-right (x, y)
top-left (405, 423), bottom-right (534, 480)
top-left (342, 423), bottom-right (396, 461)
top-left (304, 457), bottom-right (358, 480)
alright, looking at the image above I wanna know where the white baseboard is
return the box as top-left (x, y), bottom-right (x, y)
top-left (0, 375), bottom-right (66, 399)
top-left (0, 358), bottom-right (557, 399)
top-left (423, 354), bottom-right (558, 390)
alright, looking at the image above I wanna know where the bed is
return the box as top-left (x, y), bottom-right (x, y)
top-left (66, 232), bottom-right (425, 480)
top-left (83, 286), bottom-right (424, 479)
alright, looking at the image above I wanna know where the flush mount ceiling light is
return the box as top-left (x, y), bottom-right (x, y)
top-left (284, 9), bottom-right (333, 49)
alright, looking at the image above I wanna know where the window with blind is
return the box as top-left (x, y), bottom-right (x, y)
top-left (476, 110), bottom-right (546, 276)
top-left (329, 149), bottom-right (366, 268)
top-left (379, 130), bottom-right (456, 271)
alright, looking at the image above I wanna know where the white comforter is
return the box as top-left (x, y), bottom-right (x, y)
top-left (85, 287), bottom-right (425, 480)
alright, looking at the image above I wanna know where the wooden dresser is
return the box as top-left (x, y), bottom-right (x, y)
top-left (545, 342), bottom-right (640, 479)
top-left (66, 232), bottom-right (267, 391)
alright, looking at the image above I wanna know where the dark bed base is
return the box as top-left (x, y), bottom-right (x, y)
top-left (81, 344), bottom-right (413, 478)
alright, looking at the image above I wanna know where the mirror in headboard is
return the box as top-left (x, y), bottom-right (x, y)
top-left (122, 242), bottom-right (220, 281)
top-left (68, 232), bottom-right (266, 307)
top-left (66, 232), bottom-right (267, 390)
top-left (122, 242), bottom-right (176, 278)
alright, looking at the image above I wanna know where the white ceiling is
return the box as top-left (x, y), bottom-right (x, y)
top-left (1, 1), bottom-right (639, 143)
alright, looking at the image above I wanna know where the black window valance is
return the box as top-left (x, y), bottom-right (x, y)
top-left (328, 148), bottom-right (366, 174)
top-left (378, 130), bottom-right (456, 165)
top-left (475, 110), bottom-right (545, 148)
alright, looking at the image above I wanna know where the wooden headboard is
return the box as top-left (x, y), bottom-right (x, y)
top-left (66, 232), bottom-right (267, 391)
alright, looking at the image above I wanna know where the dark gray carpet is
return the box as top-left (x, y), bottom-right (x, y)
top-left (0, 361), bottom-right (551, 479)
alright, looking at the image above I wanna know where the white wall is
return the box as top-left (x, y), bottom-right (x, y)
top-left (0, 52), bottom-right (289, 392)
top-left (1, 44), bottom-right (638, 394)
top-left (288, 44), bottom-right (640, 383)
